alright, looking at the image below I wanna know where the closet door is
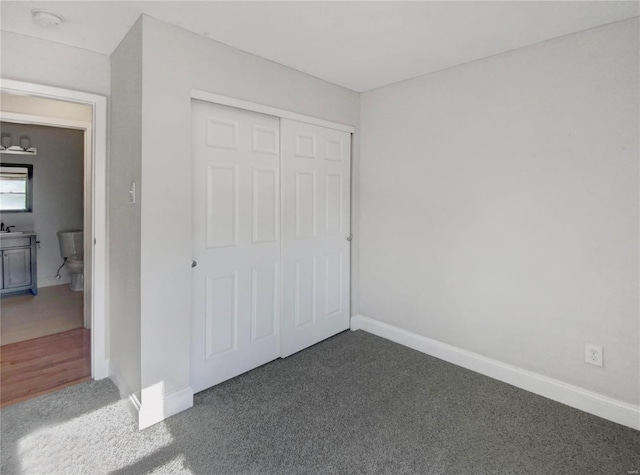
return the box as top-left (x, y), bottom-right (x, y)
top-left (191, 100), bottom-right (281, 393)
top-left (281, 119), bottom-right (351, 357)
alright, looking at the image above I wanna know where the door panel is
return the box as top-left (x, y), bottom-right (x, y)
top-left (191, 101), bottom-right (280, 393)
top-left (325, 173), bottom-right (343, 235)
top-left (281, 119), bottom-right (351, 357)
top-left (251, 263), bottom-right (278, 341)
top-left (325, 251), bottom-right (343, 316)
top-left (205, 273), bottom-right (237, 358)
top-left (295, 172), bottom-right (316, 239)
top-left (3, 248), bottom-right (31, 288)
top-left (252, 169), bottom-right (278, 243)
top-left (206, 165), bottom-right (238, 247)
top-left (294, 256), bottom-right (316, 327)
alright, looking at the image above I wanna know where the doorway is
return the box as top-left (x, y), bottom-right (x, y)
top-left (0, 79), bottom-right (108, 405)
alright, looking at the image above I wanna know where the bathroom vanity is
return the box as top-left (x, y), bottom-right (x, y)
top-left (0, 232), bottom-right (37, 296)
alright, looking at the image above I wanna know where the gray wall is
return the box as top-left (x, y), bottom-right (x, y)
top-left (109, 18), bottom-right (143, 400)
top-left (1, 31), bottom-right (110, 96)
top-left (0, 122), bottom-right (84, 287)
top-left (1, 27), bottom-right (110, 385)
top-left (136, 15), bottom-right (360, 417)
top-left (359, 18), bottom-right (639, 404)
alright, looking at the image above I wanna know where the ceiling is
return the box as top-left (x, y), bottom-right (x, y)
top-left (1, 1), bottom-right (638, 92)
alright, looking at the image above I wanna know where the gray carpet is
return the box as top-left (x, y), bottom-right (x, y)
top-left (1, 330), bottom-right (639, 474)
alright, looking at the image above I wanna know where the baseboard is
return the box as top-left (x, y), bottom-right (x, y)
top-left (138, 385), bottom-right (194, 430)
top-left (351, 314), bottom-right (640, 431)
top-left (93, 353), bottom-right (109, 381)
top-left (108, 359), bottom-right (142, 421)
top-left (38, 277), bottom-right (71, 288)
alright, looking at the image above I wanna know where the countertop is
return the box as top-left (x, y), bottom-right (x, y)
top-left (0, 231), bottom-right (36, 238)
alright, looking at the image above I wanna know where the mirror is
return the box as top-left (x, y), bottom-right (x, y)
top-left (0, 164), bottom-right (33, 212)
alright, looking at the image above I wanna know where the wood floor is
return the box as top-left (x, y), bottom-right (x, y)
top-left (1, 285), bottom-right (90, 407)
top-left (0, 328), bottom-right (91, 407)
top-left (1, 284), bottom-right (84, 345)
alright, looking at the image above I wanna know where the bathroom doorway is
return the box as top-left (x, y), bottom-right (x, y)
top-left (0, 81), bottom-right (108, 405)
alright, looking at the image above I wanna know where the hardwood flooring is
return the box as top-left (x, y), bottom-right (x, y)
top-left (1, 284), bottom-right (83, 345)
top-left (0, 328), bottom-right (91, 407)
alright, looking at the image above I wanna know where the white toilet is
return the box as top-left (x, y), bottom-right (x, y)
top-left (57, 230), bottom-right (84, 291)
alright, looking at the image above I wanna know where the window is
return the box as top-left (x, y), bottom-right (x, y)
top-left (0, 164), bottom-right (33, 212)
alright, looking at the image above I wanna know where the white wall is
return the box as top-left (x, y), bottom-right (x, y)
top-left (1, 31), bottom-right (110, 96)
top-left (359, 18), bottom-right (639, 405)
top-left (1, 30), bottom-right (110, 383)
top-left (137, 15), bottom-right (359, 425)
top-left (109, 19), bottom-right (142, 400)
top-left (0, 122), bottom-right (84, 287)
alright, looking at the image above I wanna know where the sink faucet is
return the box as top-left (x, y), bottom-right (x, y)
top-left (5, 226), bottom-right (15, 233)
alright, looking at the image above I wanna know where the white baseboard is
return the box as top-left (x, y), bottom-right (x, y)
top-left (38, 277), bottom-right (71, 288)
top-left (93, 353), bottom-right (109, 381)
top-left (108, 359), bottom-right (142, 421)
top-left (351, 314), bottom-right (640, 431)
top-left (139, 385), bottom-right (194, 430)
top-left (109, 362), bottom-right (194, 430)
top-left (109, 359), bottom-right (132, 399)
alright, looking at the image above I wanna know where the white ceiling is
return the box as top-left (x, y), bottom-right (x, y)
top-left (1, 1), bottom-right (638, 92)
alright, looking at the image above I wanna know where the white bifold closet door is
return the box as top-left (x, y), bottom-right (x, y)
top-left (190, 100), bottom-right (350, 393)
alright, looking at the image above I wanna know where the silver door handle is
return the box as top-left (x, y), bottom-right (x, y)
top-left (191, 260), bottom-right (197, 268)
top-left (346, 235), bottom-right (352, 242)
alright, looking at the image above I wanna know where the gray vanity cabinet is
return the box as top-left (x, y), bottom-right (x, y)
top-left (0, 234), bottom-right (37, 296)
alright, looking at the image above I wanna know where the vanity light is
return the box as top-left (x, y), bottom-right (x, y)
top-left (0, 135), bottom-right (37, 155)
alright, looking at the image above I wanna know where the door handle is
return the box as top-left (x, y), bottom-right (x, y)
top-left (346, 235), bottom-right (353, 242)
top-left (191, 260), bottom-right (197, 268)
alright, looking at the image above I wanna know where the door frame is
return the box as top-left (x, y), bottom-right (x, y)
top-left (191, 90), bottom-right (355, 134)
top-left (0, 112), bottom-right (92, 322)
top-left (1, 78), bottom-right (109, 380)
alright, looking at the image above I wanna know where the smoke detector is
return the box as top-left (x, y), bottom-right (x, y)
top-left (31, 9), bottom-right (65, 27)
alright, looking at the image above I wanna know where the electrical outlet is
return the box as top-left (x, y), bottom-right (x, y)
top-left (585, 343), bottom-right (603, 367)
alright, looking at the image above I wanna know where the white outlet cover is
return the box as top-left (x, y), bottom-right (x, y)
top-left (585, 343), bottom-right (603, 367)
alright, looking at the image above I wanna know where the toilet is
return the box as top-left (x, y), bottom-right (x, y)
top-left (57, 230), bottom-right (84, 291)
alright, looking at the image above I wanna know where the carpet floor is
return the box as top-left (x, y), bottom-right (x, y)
top-left (1, 330), bottom-right (639, 474)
